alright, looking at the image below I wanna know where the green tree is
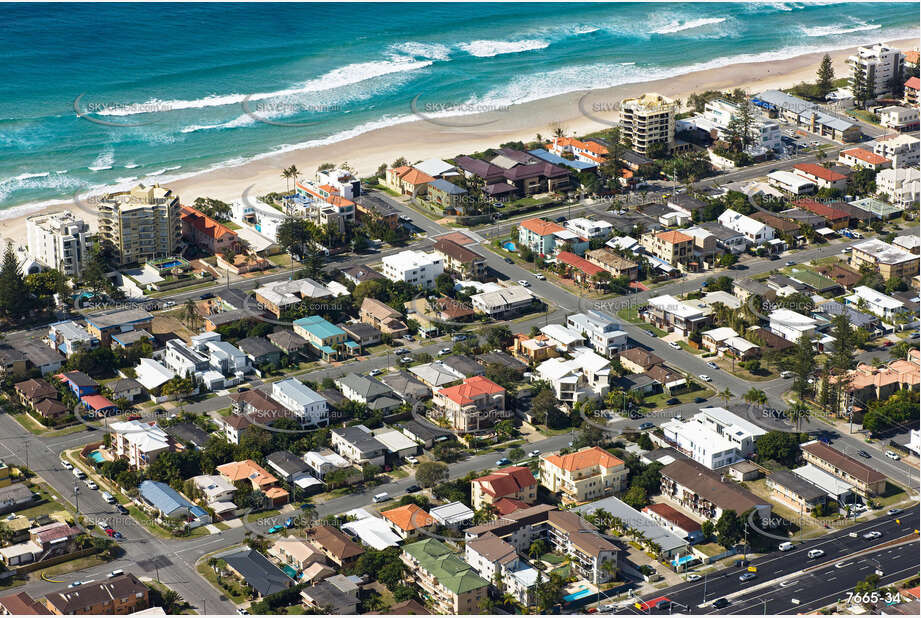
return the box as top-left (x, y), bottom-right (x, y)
top-left (817, 54), bottom-right (835, 96)
top-left (715, 510), bottom-right (743, 548)
top-left (791, 333), bottom-right (815, 401)
top-left (787, 400), bottom-right (811, 433)
top-left (755, 431), bottom-right (803, 467)
top-left (0, 241), bottom-right (31, 320)
top-left (622, 485), bottom-right (648, 509)
top-left (701, 520), bottom-right (715, 540)
top-left (415, 461), bottom-right (449, 488)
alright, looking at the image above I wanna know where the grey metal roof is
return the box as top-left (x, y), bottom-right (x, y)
top-left (219, 548), bottom-right (294, 597)
top-left (337, 373), bottom-right (393, 400)
top-left (428, 178), bottom-right (467, 195)
top-left (573, 496), bottom-right (687, 554)
top-left (768, 469), bottom-right (827, 503)
top-left (237, 336), bottom-right (279, 359)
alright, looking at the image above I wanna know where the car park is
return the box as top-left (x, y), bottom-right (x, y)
top-left (699, 374), bottom-right (711, 382)
top-left (739, 572), bottom-right (757, 583)
top-left (863, 531), bottom-right (882, 540)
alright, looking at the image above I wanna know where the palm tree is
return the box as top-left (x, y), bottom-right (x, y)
top-left (281, 167), bottom-right (293, 192)
top-left (787, 400), bottom-right (811, 432)
top-left (181, 299), bottom-right (200, 329)
top-left (601, 558), bottom-right (618, 582)
top-left (743, 387), bottom-right (767, 406)
top-left (718, 387), bottom-right (733, 406)
top-left (289, 165), bottom-right (300, 187)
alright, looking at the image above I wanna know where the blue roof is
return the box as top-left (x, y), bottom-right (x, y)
top-left (344, 341), bottom-right (360, 349)
top-left (428, 178), bottom-right (467, 195)
top-left (320, 345), bottom-right (337, 356)
top-left (293, 315), bottom-right (345, 340)
top-left (139, 480), bottom-right (200, 517)
top-left (528, 149), bottom-right (597, 171)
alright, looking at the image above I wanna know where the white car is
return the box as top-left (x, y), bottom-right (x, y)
top-left (699, 374), bottom-right (712, 382)
top-left (534, 273), bottom-right (546, 281)
top-left (368, 368), bottom-right (382, 377)
top-left (686, 573), bottom-right (701, 582)
top-left (85, 479), bottom-right (98, 490)
top-left (668, 342), bottom-right (681, 350)
top-left (885, 450), bottom-right (900, 460)
top-left (439, 348), bottom-right (451, 355)
top-left (517, 279), bottom-right (531, 287)
top-left (862, 531), bottom-right (882, 540)
top-left (60, 460), bottom-right (73, 470)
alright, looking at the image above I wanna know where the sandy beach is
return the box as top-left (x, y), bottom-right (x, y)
top-left (3, 38), bottom-right (915, 246)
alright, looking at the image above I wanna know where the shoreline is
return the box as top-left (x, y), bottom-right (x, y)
top-left (2, 37), bottom-right (915, 248)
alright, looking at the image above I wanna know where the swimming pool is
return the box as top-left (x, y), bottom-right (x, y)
top-left (156, 260), bottom-right (184, 269)
top-left (503, 241), bottom-right (516, 252)
top-left (87, 450), bottom-right (105, 464)
top-left (281, 564), bottom-right (298, 579)
top-left (563, 587), bottom-right (593, 603)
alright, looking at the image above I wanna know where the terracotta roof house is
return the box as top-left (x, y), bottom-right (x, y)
top-left (793, 163), bottom-right (848, 191)
top-left (368, 599), bottom-right (430, 615)
top-left (433, 375), bottom-right (509, 433)
top-left (642, 502), bottom-right (702, 540)
top-left (750, 211), bottom-right (798, 234)
top-left (618, 348), bottom-right (664, 373)
top-left (309, 525), bottom-right (364, 567)
top-left (179, 205), bottom-right (237, 254)
top-left (817, 263), bottom-right (862, 289)
top-left (556, 251), bottom-right (606, 287)
top-left (381, 503), bottom-right (435, 539)
top-left (43, 573), bottom-right (149, 615)
top-left (839, 147), bottom-right (891, 171)
top-left (493, 497), bottom-right (531, 516)
top-left (432, 238), bottom-right (486, 279)
top-left (0, 591), bottom-right (50, 615)
top-left (385, 166), bottom-right (435, 196)
top-left (794, 198), bottom-right (849, 229)
top-left (471, 466), bottom-right (537, 510)
top-left (216, 460), bottom-right (289, 506)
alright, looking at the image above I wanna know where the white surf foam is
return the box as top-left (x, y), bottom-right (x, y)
top-left (652, 17), bottom-right (727, 35)
top-left (458, 39), bottom-right (550, 57)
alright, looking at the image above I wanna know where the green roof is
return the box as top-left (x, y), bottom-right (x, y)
top-left (293, 315), bottom-right (345, 340)
top-left (790, 269), bottom-right (838, 291)
top-left (403, 539), bottom-right (488, 595)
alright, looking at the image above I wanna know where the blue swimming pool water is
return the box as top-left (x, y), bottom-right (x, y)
top-left (503, 241), bottom-right (516, 252)
top-left (87, 450), bottom-right (105, 463)
top-left (281, 564), bottom-right (298, 579)
top-left (157, 260), bottom-right (184, 269)
top-left (563, 587), bottom-right (592, 603)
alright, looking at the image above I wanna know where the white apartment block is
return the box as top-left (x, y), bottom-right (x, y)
top-left (661, 417), bottom-right (741, 469)
top-left (877, 167), bottom-right (920, 207)
top-left (620, 93), bottom-right (677, 156)
top-left (695, 407), bottom-right (767, 457)
top-left (878, 106), bottom-right (919, 131)
top-left (848, 43), bottom-right (904, 99)
top-left (768, 170), bottom-right (815, 195)
top-left (565, 218), bottom-right (613, 239)
top-left (96, 184), bottom-right (181, 266)
top-left (380, 250), bottom-right (443, 289)
top-left (26, 210), bottom-right (91, 277)
top-left (717, 209), bottom-right (775, 244)
top-left (846, 286), bottom-right (905, 320)
top-left (702, 99), bottom-right (782, 153)
top-left (566, 310), bottom-right (628, 356)
top-left (769, 309), bottom-right (818, 343)
top-left (272, 378), bottom-right (329, 427)
top-left (109, 420), bottom-right (171, 469)
top-left (315, 168), bottom-right (361, 201)
top-left (873, 133), bottom-right (920, 168)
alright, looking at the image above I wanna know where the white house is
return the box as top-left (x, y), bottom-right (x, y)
top-left (380, 250), bottom-right (443, 289)
top-left (272, 378), bottom-right (329, 427)
top-left (878, 105), bottom-right (919, 131)
top-left (566, 310), bottom-right (628, 357)
top-left (134, 358), bottom-right (175, 392)
top-left (539, 323), bottom-right (585, 352)
top-left (768, 170), bottom-right (815, 195)
top-left (316, 168), bottom-right (361, 201)
top-left (535, 347), bottom-right (611, 404)
top-left (846, 286), bottom-right (905, 320)
top-left (769, 309), bottom-right (818, 343)
top-left (471, 286), bottom-right (534, 317)
top-left (695, 407), bottom-right (766, 457)
top-left (717, 209), bottom-right (775, 244)
top-left (565, 218), bottom-right (613, 239)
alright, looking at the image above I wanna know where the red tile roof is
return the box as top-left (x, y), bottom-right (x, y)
top-left (381, 503), bottom-right (434, 531)
top-left (520, 218), bottom-right (565, 237)
top-left (543, 446), bottom-right (624, 472)
top-left (81, 395), bottom-right (116, 411)
top-left (474, 466), bottom-right (537, 498)
top-left (841, 148), bottom-right (890, 166)
top-left (438, 375), bottom-right (505, 406)
top-left (493, 497), bottom-right (530, 515)
top-left (556, 251), bottom-right (604, 276)
top-left (905, 76), bottom-right (920, 90)
top-left (180, 206), bottom-right (237, 241)
top-left (793, 163), bottom-right (847, 182)
top-left (794, 198), bottom-right (849, 222)
top-left (656, 230), bottom-right (693, 244)
top-left (643, 502), bottom-right (701, 533)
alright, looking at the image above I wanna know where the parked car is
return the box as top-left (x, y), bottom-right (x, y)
top-left (885, 450), bottom-right (900, 460)
top-left (887, 508), bottom-right (901, 516)
top-left (504, 257), bottom-right (514, 264)
top-left (863, 531), bottom-right (882, 540)
top-left (693, 397), bottom-right (708, 403)
top-left (115, 504), bottom-right (129, 515)
top-left (856, 450), bottom-right (871, 459)
top-left (85, 479), bottom-right (98, 490)
top-left (785, 261), bottom-right (795, 267)
top-left (373, 492), bottom-right (389, 503)
top-left (394, 347), bottom-right (408, 355)
top-left (405, 485), bottom-right (421, 494)
top-left (496, 457), bottom-right (511, 466)
top-left (666, 398), bottom-right (681, 405)
top-left (400, 356), bottom-right (413, 364)
top-left (61, 460), bottom-right (73, 470)
top-left (517, 279), bottom-right (531, 287)
top-left (452, 334), bottom-right (467, 342)
top-left (535, 273), bottom-right (546, 280)
top-left (369, 368), bottom-right (383, 376)
top-left (706, 361), bottom-right (718, 370)
top-left (699, 374), bottom-right (712, 382)
top-left (405, 456), bottom-right (419, 465)
top-left (739, 572), bottom-right (757, 583)
top-left (639, 422), bottom-right (654, 431)
top-left (686, 573), bottom-right (701, 582)
top-left (68, 581), bottom-right (84, 588)
top-left (267, 525), bottom-right (284, 534)
top-left (198, 292), bottom-right (214, 300)
top-left (668, 341), bottom-right (681, 350)
top-left (529, 449), bottom-right (541, 457)
top-left (439, 348), bottom-right (451, 355)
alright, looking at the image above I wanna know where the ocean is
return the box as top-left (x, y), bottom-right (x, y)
top-left (1, 1), bottom-right (917, 216)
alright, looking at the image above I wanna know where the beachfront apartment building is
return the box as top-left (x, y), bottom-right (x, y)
top-left (380, 249), bottom-right (443, 289)
top-left (620, 93), bottom-right (677, 155)
top-left (850, 239), bottom-right (920, 281)
top-left (25, 210), bottom-right (91, 277)
top-left (539, 446), bottom-right (627, 504)
top-left (96, 183), bottom-right (182, 266)
top-left (906, 76), bottom-right (919, 106)
top-left (873, 133), bottom-right (920, 168)
top-left (848, 43), bottom-right (905, 99)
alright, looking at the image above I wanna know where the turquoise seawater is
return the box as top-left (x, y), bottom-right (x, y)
top-left (0, 2), bottom-right (917, 213)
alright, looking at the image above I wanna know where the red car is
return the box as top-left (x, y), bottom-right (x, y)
top-left (126, 414), bottom-right (141, 421)
top-left (105, 528), bottom-right (115, 537)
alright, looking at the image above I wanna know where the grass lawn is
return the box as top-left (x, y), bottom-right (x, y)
top-left (694, 542), bottom-right (725, 557)
top-left (389, 468), bottom-right (409, 479)
top-left (641, 382), bottom-right (711, 409)
top-left (715, 357), bottom-right (777, 382)
top-left (6, 409), bottom-right (50, 435)
top-left (196, 560), bottom-right (248, 604)
top-left (224, 221), bottom-right (241, 230)
top-left (743, 479), bottom-right (832, 539)
top-left (268, 253), bottom-right (294, 267)
top-left (541, 553), bottom-right (565, 565)
top-left (872, 482), bottom-right (908, 508)
top-left (245, 508), bottom-right (282, 523)
top-left (40, 553), bottom-right (111, 578)
top-left (148, 280), bottom-right (217, 298)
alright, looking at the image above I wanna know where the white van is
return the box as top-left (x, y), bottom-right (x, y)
top-left (101, 492), bottom-right (116, 504)
top-left (372, 492), bottom-right (389, 503)
top-left (778, 542), bottom-right (794, 552)
top-left (780, 371), bottom-right (794, 379)
top-left (807, 549), bottom-right (824, 559)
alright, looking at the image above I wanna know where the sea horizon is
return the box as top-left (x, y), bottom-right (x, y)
top-left (1, 1), bottom-right (918, 217)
